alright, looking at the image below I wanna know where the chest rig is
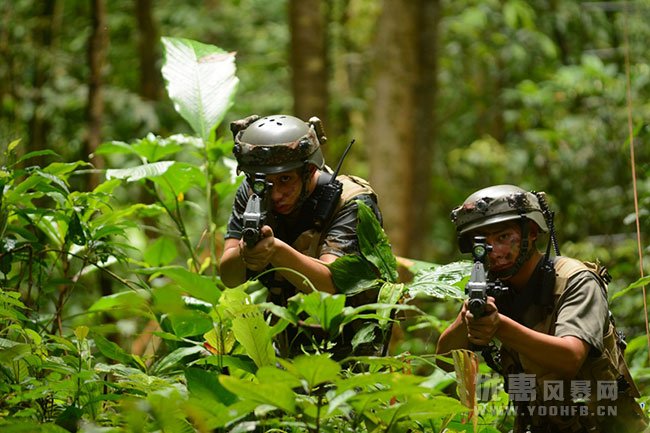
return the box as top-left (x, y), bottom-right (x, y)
top-left (497, 257), bottom-right (647, 433)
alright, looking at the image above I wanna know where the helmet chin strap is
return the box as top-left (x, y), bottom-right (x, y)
top-left (293, 164), bottom-right (314, 212)
top-left (489, 215), bottom-right (532, 280)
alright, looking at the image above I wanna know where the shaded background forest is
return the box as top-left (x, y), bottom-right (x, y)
top-left (2, 1), bottom-right (650, 352)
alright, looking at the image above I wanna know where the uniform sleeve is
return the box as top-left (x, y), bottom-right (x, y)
top-left (224, 182), bottom-right (251, 240)
top-left (319, 194), bottom-right (381, 257)
top-left (553, 271), bottom-right (609, 354)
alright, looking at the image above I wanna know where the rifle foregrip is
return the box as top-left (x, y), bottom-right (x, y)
top-left (468, 298), bottom-right (486, 318)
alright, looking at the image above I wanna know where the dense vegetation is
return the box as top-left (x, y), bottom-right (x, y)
top-left (1, 1), bottom-right (649, 432)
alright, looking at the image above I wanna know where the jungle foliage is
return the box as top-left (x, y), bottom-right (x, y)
top-left (1, 1), bottom-right (650, 432)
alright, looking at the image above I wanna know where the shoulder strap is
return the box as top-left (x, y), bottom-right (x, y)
top-left (338, 175), bottom-right (376, 203)
top-left (552, 256), bottom-right (608, 296)
top-left (302, 175), bottom-right (377, 258)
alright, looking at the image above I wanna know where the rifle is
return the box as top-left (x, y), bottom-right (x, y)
top-left (465, 236), bottom-right (508, 372)
top-left (465, 236), bottom-right (507, 318)
top-left (241, 173), bottom-right (272, 247)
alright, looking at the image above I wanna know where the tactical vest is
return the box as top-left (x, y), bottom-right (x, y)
top-left (266, 174), bottom-right (381, 359)
top-left (499, 257), bottom-right (648, 433)
top-left (291, 174), bottom-right (377, 258)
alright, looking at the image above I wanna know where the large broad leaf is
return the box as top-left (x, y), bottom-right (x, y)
top-left (185, 367), bottom-right (237, 405)
top-left (355, 200), bottom-right (399, 283)
top-left (221, 288), bottom-right (275, 368)
top-left (88, 290), bottom-right (151, 316)
top-left (105, 161), bottom-right (175, 182)
top-left (219, 375), bottom-right (296, 414)
top-left (92, 333), bottom-right (136, 366)
top-left (298, 291), bottom-right (346, 335)
top-left (167, 310), bottom-right (213, 338)
top-left (141, 266), bottom-right (222, 305)
top-left (405, 261), bottom-right (470, 302)
top-left (328, 254), bottom-right (379, 295)
top-left (277, 354), bottom-right (341, 392)
top-left (161, 37), bottom-right (239, 143)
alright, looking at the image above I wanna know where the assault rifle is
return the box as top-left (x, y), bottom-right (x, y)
top-left (465, 236), bottom-right (507, 318)
top-left (241, 173), bottom-right (272, 247)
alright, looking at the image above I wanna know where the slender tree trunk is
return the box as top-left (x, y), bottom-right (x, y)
top-left (86, 0), bottom-right (107, 189)
top-left (28, 1), bottom-right (61, 165)
top-left (289, 0), bottom-right (329, 126)
top-left (366, 0), bottom-right (441, 259)
top-left (412, 0), bottom-right (441, 259)
top-left (135, 0), bottom-right (162, 101)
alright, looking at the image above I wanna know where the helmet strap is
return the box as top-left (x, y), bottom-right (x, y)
top-left (295, 164), bottom-right (315, 209)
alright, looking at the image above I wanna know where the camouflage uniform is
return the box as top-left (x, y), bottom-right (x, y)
top-left (450, 185), bottom-right (648, 433)
top-left (227, 114), bottom-right (383, 359)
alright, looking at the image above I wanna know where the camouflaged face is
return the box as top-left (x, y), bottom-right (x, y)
top-left (450, 184), bottom-right (548, 235)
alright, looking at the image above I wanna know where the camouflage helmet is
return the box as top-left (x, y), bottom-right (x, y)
top-left (230, 114), bottom-right (326, 174)
top-left (450, 185), bottom-right (548, 252)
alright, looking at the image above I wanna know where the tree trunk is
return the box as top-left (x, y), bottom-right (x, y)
top-left (289, 0), bottom-right (329, 126)
top-left (86, 0), bottom-right (107, 189)
top-left (135, 0), bottom-right (162, 101)
top-left (27, 0), bottom-right (62, 165)
top-left (366, 0), bottom-right (441, 259)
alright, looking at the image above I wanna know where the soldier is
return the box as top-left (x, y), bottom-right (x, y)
top-left (436, 184), bottom-right (648, 433)
top-left (219, 114), bottom-right (383, 358)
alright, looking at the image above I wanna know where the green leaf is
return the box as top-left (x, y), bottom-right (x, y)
top-left (167, 310), bottom-right (213, 337)
top-left (153, 345), bottom-right (204, 374)
top-left (142, 266), bottom-right (221, 304)
top-left (351, 322), bottom-right (379, 350)
top-left (14, 149), bottom-right (60, 166)
top-left (221, 288), bottom-right (275, 368)
top-left (256, 365), bottom-right (303, 389)
top-left (298, 291), bottom-right (346, 334)
top-left (144, 236), bottom-right (178, 266)
top-left (219, 375), bottom-right (296, 414)
top-left (0, 343), bottom-right (31, 364)
top-left (328, 254), bottom-right (380, 295)
top-left (65, 211), bottom-right (86, 245)
top-left (355, 200), bottom-right (399, 282)
top-left (377, 281), bottom-right (406, 328)
top-left (611, 274), bottom-right (650, 301)
top-left (105, 161), bottom-right (175, 182)
top-left (149, 161), bottom-right (205, 196)
top-left (405, 261), bottom-right (470, 301)
top-left (185, 367), bottom-right (237, 405)
top-left (161, 37), bottom-right (239, 143)
top-left (92, 333), bottom-right (135, 365)
top-left (97, 134), bottom-right (186, 163)
top-left (286, 354), bottom-right (341, 391)
top-left (88, 290), bottom-right (151, 314)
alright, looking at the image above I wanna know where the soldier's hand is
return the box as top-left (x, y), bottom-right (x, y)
top-left (464, 296), bottom-right (500, 346)
top-left (240, 225), bottom-right (276, 271)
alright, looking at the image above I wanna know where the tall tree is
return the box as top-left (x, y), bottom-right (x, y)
top-left (289, 0), bottom-right (329, 126)
top-left (135, 0), bottom-right (162, 101)
top-left (86, 0), bottom-right (108, 189)
top-left (365, 0), bottom-right (441, 258)
top-left (27, 1), bottom-right (62, 164)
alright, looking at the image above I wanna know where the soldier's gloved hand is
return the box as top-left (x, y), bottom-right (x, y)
top-left (240, 225), bottom-right (276, 271)
top-left (464, 296), bottom-right (500, 346)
